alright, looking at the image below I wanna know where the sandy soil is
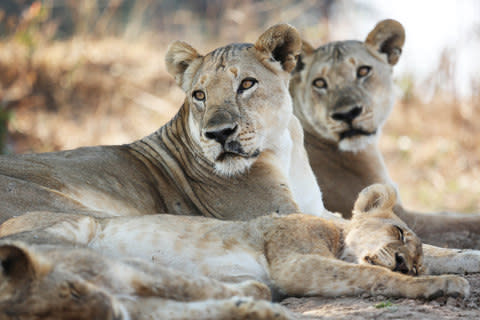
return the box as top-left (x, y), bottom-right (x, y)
top-left (282, 273), bottom-right (480, 319)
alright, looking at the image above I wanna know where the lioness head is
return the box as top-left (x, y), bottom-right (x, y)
top-left (343, 184), bottom-right (424, 275)
top-left (0, 242), bottom-right (125, 319)
top-left (166, 24), bottom-right (301, 176)
top-left (291, 19), bottom-right (405, 152)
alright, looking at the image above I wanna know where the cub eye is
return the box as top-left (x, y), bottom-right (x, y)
top-left (192, 90), bottom-right (206, 101)
top-left (394, 225), bottom-right (405, 243)
top-left (238, 78), bottom-right (257, 93)
top-left (312, 77), bottom-right (327, 89)
top-left (357, 66), bottom-right (371, 78)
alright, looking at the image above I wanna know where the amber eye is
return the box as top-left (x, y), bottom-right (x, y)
top-left (312, 78), bottom-right (327, 89)
top-left (238, 78), bottom-right (257, 93)
top-left (192, 90), bottom-right (206, 101)
top-left (357, 66), bottom-right (371, 78)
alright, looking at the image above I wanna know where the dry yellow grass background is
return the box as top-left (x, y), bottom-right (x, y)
top-left (0, 1), bottom-right (478, 214)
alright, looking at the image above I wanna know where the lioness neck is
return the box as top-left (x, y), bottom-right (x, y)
top-left (129, 104), bottom-right (221, 217)
top-left (303, 130), bottom-right (392, 218)
top-left (129, 103), bottom-right (300, 219)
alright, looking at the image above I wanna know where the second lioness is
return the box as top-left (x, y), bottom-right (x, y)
top-left (291, 19), bottom-right (480, 255)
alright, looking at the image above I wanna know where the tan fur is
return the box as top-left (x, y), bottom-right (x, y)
top-left (0, 184), bottom-right (469, 316)
top-left (291, 19), bottom-right (480, 273)
top-left (0, 24), bottom-right (328, 223)
top-left (0, 240), bottom-right (294, 320)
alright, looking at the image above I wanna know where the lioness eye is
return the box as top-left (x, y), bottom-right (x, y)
top-left (312, 78), bottom-right (327, 89)
top-left (192, 90), bottom-right (206, 101)
top-left (394, 225), bottom-right (405, 243)
top-left (357, 66), bottom-right (371, 78)
top-left (238, 78), bottom-right (257, 93)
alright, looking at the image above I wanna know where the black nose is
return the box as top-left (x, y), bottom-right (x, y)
top-left (331, 106), bottom-right (363, 123)
top-left (393, 253), bottom-right (409, 274)
top-left (204, 125), bottom-right (238, 146)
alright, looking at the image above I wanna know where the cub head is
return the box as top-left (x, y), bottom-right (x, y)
top-left (291, 19), bottom-right (405, 152)
top-left (343, 184), bottom-right (425, 275)
top-left (166, 24), bottom-right (301, 176)
top-left (0, 242), bottom-right (125, 319)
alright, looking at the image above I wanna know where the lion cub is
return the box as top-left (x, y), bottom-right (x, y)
top-left (1, 184), bottom-right (469, 304)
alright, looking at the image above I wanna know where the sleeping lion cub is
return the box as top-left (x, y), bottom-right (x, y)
top-left (0, 184), bottom-right (468, 320)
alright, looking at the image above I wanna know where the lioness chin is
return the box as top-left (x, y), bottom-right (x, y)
top-left (0, 184), bottom-right (469, 320)
top-left (291, 19), bottom-right (480, 273)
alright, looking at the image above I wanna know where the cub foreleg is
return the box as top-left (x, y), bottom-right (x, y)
top-left (269, 254), bottom-right (469, 299)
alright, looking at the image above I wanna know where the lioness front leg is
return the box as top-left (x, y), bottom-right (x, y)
top-left (121, 259), bottom-right (271, 301)
top-left (269, 254), bottom-right (469, 299)
top-left (422, 244), bottom-right (480, 275)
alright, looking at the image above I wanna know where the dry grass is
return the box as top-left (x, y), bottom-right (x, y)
top-left (381, 95), bottom-right (480, 213)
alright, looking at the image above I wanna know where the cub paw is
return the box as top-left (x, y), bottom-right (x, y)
top-left (444, 276), bottom-right (470, 298)
top-left (230, 298), bottom-right (293, 320)
top-left (427, 275), bottom-right (470, 299)
top-left (235, 280), bottom-right (272, 300)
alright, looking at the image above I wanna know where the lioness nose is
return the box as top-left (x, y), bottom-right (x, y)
top-left (204, 124), bottom-right (238, 146)
top-left (331, 106), bottom-right (363, 123)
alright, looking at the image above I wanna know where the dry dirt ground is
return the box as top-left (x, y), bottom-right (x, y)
top-left (281, 273), bottom-right (480, 319)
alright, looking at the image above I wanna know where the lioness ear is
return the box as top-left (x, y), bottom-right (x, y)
top-left (353, 183), bottom-right (397, 214)
top-left (255, 24), bottom-right (302, 73)
top-left (0, 242), bottom-right (51, 281)
top-left (365, 19), bottom-right (405, 66)
top-left (301, 40), bottom-right (315, 56)
top-left (165, 41), bottom-right (202, 90)
top-left (294, 40), bottom-right (316, 73)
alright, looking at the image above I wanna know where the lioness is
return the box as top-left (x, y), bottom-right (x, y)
top-left (0, 184), bottom-right (469, 313)
top-left (0, 241), bottom-right (293, 320)
top-left (291, 19), bottom-right (480, 269)
top-left (0, 24), bottom-right (325, 221)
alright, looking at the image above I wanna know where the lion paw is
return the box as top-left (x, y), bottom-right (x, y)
top-left (235, 280), bottom-right (272, 300)
top-left (427, 275), bottom-right (470, 299)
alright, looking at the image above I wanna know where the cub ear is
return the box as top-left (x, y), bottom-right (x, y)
top-left (255, 24), bottom-right (302, 73)
top-left (165, 41), bottom-right (202, 90)
top-left (365, 19), bottom-right (405, 66)
top-left (353, 183), bottom-right (397, 214)
top-left (0, 242), bottom-right (51, 281)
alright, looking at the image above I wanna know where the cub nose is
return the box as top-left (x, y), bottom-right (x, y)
top-left (393, 253), bottom-right (409, 274)
top-left (204, 124), bottom-right (238, 146)
top-left (331, 106), bottom-right (363, 123)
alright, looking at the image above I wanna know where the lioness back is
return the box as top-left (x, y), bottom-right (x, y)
top-left (0, 146), bottom-right (166, 220)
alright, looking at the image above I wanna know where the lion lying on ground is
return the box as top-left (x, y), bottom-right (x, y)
top-left (0, 184), bottom-right (469, 319)
top-left (290, 19), bottom-right (480, 266)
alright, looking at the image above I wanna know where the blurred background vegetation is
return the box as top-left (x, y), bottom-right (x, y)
top-left (0, 0), bottom-right (478, 214)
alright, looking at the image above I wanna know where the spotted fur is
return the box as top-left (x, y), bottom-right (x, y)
top-left (0, 184), bottom-right (469, 313)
